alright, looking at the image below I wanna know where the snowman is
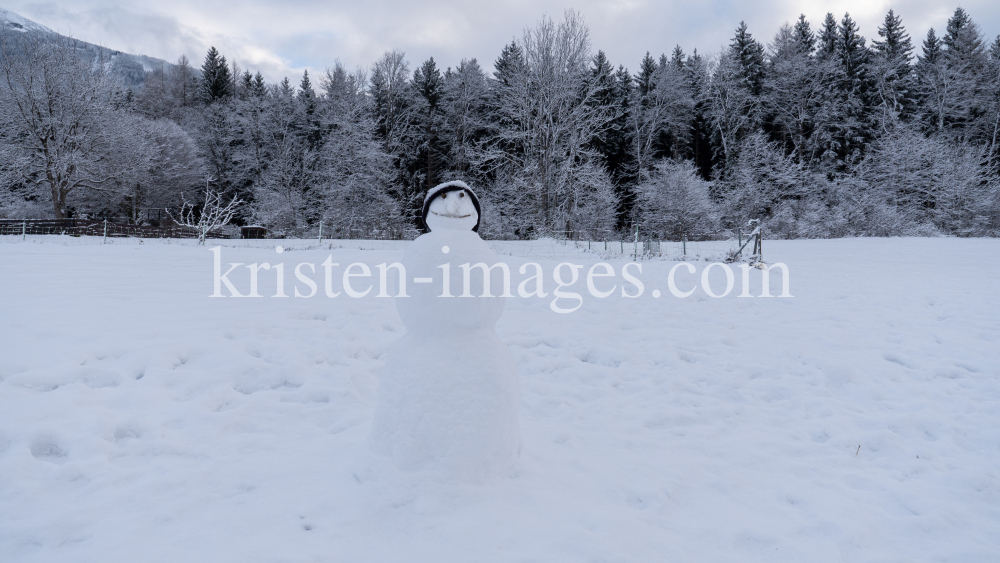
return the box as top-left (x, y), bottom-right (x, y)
top-left (368, 180), bottom-right (521, 479)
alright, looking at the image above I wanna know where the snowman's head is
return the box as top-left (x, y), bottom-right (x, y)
top-left (422, 181), bottom-right (481, 233)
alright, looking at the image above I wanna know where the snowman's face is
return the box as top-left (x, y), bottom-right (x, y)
top-left (426, 189), bottom-right (478, 231)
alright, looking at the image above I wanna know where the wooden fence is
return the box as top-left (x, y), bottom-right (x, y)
top-left (0, 219), bottom-right (229, 239)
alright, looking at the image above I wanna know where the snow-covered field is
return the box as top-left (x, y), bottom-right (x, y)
top-left (1, 237), bottom-right (998, 562)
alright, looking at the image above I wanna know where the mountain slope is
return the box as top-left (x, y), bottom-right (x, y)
top-left (0, 7), bottom-right (173, 88)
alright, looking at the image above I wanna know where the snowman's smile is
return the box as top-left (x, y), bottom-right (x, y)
top-left (430, 210), bottom-right (472, 219)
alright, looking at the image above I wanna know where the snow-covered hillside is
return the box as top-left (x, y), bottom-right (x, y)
top-left (0, 238), bottom-right (998, 562)
top-left (0, 8), bottom-right (53, 33)
top-left (0, 8), bottom-right (170, 86)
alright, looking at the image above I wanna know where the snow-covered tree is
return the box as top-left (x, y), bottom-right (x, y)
top-left (0, 30), bottom-right (139, 218)
top-left (200, 46), bottom-right (232, 103)
top-left (636, 159), bottom-right (716, 238)
top-left (870, 10), bottom-right (915, 127)
top-left (485, 10), bottom-right (619, 237)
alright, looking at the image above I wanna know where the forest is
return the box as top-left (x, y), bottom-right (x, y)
top-left (1, 7), bottom-right (999, 240)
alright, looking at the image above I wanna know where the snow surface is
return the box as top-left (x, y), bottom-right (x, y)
top-left (0, 9), bottom-right (53, 34)
top-left (1, 237), bottom-right (998, 562)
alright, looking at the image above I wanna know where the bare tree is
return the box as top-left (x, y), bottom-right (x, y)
top-left (707, 51), bottom-right (761, 166)
top-left (631, 59), bottom-right (694, 182)
top-left (171, 186), bottom-right (241, 244)
top-left (486, 10), bottom-right (619, 236)
top-left (319, 63), bottom-right (402, 238)
top-left (0, 30), bottom-right (139, 218)
top-left (108, 116), bottom-right (204, 224)
top-left (636, 159), bottom-right (716, 238)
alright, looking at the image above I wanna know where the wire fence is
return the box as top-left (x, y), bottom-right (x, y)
top-left (0, 219), bottom-right (228, 240)
top-left (0, 220), bottom-right (763, 262)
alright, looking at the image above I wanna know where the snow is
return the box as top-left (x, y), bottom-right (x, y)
top-left (1, 237), bottom-right (998, 562)
top-left (0, 9), bottom-right (54, 34)
top-left (369, 229), bottom-right (520, 479)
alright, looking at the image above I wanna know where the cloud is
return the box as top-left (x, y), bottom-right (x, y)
top-left (6, 0), bottom-right (999, 84)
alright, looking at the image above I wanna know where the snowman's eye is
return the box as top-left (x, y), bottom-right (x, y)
top-left (459, 192), bottom-right (465, 198)
top-left (441, 193), bottom-right (447, 199)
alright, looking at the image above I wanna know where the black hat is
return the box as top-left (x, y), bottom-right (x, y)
top-left (421, 180), bottom-right (482, 233)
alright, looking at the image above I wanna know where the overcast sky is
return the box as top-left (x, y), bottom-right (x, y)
top-left (4, 1), bottom-right (999, 83)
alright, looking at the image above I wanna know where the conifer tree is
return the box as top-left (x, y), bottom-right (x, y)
top-left (411, 57), bottom-right (446, 191)
top-left (941, 8), bottom-right (989, 141)
top-left (765, 16), bottom-right (822, 164)
top-left (792, 14), bottom-right (815, 55)
top-left (494, 41), bottom-right (525, 87)
top-left (818, 13), bottom-right (838, 58)
top-left (251, 72), bottom-right (266, 98)
top-left (873, 10), bottom-right (913, 63)
top-left (837, 13), bottom-right (869, 82)
top-left (943, 7), bottom-right (985, 59)
top-left (915, 28), bottom-right (946, 132)
top-left (871, 10), bottom-right (915, 123)
top-left (684, 49), bottom-right (713, 179)
top-left (730, 21), bottom-right (765, 95)
top-left (297, 70), bottom-right (321, 150)
top-left (200, 46), bottom-right (232, 103)
top-left (670, 46), bottom-right (685, 71)
top-left (240, 70), bottom-right (253, 96)
top-left (636, 52), bottom-right (657, 97)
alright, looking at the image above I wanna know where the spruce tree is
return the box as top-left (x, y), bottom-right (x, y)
top-left (493, 41), bottom-right (525, 87)
top-left (837, 13), bottom-right (869, 82)
top-left (943, 7), bottom-right (984, 59)
top-left (684, 49), bottom-right (713, 180)
top-left (873, 9), bottom-right (913, 64)
top-left (612, 64), bottom-right (637, 214)
top-left (200, 46), bottom-right (232, 103)
top-left (818, 13), bottom-right (838, 58)
top-left (251, 72), bottom-right (266, 98)
top-left (730, 21), bottom-right (765, 95)
top-left (412, 57), bottom-right (445, 191)
top-left (588, 53), bottom-right (633, 228)
top-left (298, 70), bottom-right (315, 104)
top-left (919, 28), bottom-right (943, 66)
top-left (240, 70), bottom-right (253, 96)
top-left (297, 70), bottom-right (321, 150)
top-left (670, 45), bottom-right (685, 71)
top-left (940, 8), bottom-right (989, 140)
top-left (793, 14), bottom-right (815, 55)
top-left (915, 28), bottom-right (946, 132)
top-left (636, 52), bottom-right (657, 97)
top-left (871, 9), bottom-right (915, 120)
top-left (836, 14), bottom-right (874, 161)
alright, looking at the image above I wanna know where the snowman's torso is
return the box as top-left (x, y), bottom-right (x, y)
top-left (368, 230), bottom-right (521, 479)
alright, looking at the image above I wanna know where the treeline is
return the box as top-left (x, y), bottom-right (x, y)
top-left (2, 8), bottom-right (999, 239)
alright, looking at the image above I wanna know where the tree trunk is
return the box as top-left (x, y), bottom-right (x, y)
top-left (51, 185), bottom-right (65, 219)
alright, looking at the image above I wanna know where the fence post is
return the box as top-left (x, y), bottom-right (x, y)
top-left (318, 221), bottom-right (323, 245)
top-left (633, 224), bottom-right (639, 261)
top-left (682, 234), bottom-right (687, 256)
top-left (103, 220), bottom-right (108, 244)
top-left (738, 228), bottom-right (742, 247)
top-left (22, 220), bottom-right (26, 241)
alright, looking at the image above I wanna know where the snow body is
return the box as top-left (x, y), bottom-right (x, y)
top-left (368, 187), bottom-right (520, 479)
top-left (2, 238), bottom-right (1000, 561)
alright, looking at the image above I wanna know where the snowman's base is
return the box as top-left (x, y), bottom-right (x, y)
top-left (368, 329), bottom-right (521, 480)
